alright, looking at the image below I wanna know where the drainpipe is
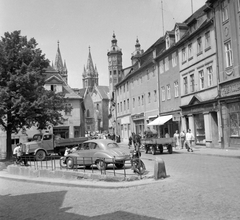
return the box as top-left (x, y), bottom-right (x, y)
top-left (212, 2), bottom-right (224, 148)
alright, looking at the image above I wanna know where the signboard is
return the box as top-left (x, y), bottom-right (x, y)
top-left (172, 114), bottom-right (181, 121)
top-left (220, 80), bottom-right (240, 97)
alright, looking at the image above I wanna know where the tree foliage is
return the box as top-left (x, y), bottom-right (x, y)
top-left (0, 30), bottom-right (67, 159)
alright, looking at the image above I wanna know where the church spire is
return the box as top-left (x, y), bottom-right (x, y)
top-left (54, 41), bottom-right (64, 72)
top-left (86, 46), bottom-right (95, 76)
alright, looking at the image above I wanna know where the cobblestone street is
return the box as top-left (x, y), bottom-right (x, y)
top-left (1, 150), bottom-right (240, 220)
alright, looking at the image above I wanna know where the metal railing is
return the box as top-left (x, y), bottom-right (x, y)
top-left (9, 154), bottom-right (144, 178)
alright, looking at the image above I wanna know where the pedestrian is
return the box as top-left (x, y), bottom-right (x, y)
top-left (173, 130), bottom-right (180, 149)
top-left (132, 132), bottom-right (137, 149)
top-left (128, 135), bottom-right (132, 149)
top-left (136, 133), bottom-right (142, 149)
top-left (13, 143), bottom-right (28, 165)
top-left (185, 129), bottom-right (194, 152)
top-left (180, 130), bottom-right (186, 149)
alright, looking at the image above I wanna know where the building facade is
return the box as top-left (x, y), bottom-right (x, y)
top-left (208, 0), bottom-right (240, 148)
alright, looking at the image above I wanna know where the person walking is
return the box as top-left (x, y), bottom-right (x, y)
top-left (180, 130), bottom-right (186, 149)
top-left (128, 135), bottom-right (132, 149)
top-left (185, 129), bottom-right (194, 152)
top-left (173, 130), bottom-right (180, 149)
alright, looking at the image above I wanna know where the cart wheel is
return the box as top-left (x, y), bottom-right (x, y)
top-left (159, 144), bottom-right (163, 154)
top-left (145, 145), bottom-right (149, 154)
top-left (168, 145), bottom-right (173, 154)
top-left (151, 146), bottom-right (156, 155)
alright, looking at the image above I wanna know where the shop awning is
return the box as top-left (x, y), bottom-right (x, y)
top-left (147, 115), bottom-right (172, 126)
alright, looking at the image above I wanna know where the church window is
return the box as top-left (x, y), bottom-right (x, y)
top-left (114, 70), bottom-right (116, 75)
top-left (86, 109), bottom-right (90, 117)
top-left (110, 71), bottom-right (112, 76)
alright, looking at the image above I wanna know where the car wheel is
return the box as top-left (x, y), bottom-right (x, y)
top-left (132, 158), bottom-right (146, 175)
top-left (115, 161), bottom-right (125, 169)
top-left (96, 160), bottom-right (107, 170)
top-left (66, 157), bottom-right (75, 169)
top-left (35, 150), bottom-right (46, 161)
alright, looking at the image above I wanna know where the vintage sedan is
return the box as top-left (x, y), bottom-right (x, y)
top-left (64, 139), bottom-right (130, 170)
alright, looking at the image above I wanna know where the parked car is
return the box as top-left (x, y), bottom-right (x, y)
top-left (64, 139), bottom-right (130, 170)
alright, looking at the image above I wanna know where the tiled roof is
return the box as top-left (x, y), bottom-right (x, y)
top-left (95, 86), bottom-right (109, 99)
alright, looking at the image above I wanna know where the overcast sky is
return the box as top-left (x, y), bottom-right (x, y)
top-left (0, 0), bottom-right (206, 89)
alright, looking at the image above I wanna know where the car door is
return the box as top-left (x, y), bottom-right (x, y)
top-left (78, 142), bottom-right (92, 165)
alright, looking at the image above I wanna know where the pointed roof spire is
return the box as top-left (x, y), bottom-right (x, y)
top-left (55, 41), bottom-right (64, 72)
top-left (86, 46), bottom-right (95, 76)
top-left (95, 64), bottom-right (98, 76)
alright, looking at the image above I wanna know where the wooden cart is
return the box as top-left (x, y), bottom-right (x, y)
top-left (141, 137), bottom-right (175, 155)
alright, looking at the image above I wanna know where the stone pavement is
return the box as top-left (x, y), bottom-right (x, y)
top-left (0, 144), bottom-right (239, 189)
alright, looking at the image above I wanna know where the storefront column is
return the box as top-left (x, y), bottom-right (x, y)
top-left (217, 110), bottom-right (223, 148)
top-left (188, 114), bottom-right (194, 134)
top-left (203, 112), bottom-right (211, 147)
top-left (181, 116), bottom-right (187, 132)
top-left (221, 102), bottom-right (229, 148)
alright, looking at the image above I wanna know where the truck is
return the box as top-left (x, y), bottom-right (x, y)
top-left (141, 137), bottom-right (176, 155)
top-left (21, 132), bottom-right (88, 161)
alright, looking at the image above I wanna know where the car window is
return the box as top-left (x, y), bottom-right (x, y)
top-left (107, 143), bottom-right (119, 148)
top-left (43, 134), bottom-right (52, 140)
top-left (89, 143), bottom-right (97, 149)
top-left (83, 143), bottom-right (90, 150)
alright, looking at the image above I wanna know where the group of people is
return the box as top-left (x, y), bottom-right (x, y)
top-left (174, 129), bottom-right (194, 152)
top-left (128, 132), bottom-right (141, 150)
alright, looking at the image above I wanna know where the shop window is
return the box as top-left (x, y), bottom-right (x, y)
top-left (229, 103), bottom-right (240, 137)
top-left (195, 114), bottom-right (206, 144)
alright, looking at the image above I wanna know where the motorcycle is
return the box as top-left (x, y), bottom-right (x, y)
top-left (130, 149), bottom-right (146, 175)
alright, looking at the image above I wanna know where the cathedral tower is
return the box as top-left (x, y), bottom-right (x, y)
top-left (82, 47), bottom-right (99, 92)
top-left (54, 41), bottom-right (68, 83)
top-left (107, 33), bottom-right (123, 100)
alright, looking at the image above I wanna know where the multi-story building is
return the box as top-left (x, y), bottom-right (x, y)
top-left (207, 0), bottom-right (240, 148)
top-left (177, 5), bottom-right (219, 148)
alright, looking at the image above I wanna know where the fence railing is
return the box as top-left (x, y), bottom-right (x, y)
top-left (9, 154), bottom-right (144, 178)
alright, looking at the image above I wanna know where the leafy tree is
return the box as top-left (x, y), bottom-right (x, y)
top-left (0, 31), bottom-right (67, 159)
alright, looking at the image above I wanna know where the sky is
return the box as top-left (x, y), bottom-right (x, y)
top-left (0, 0), bottom-right (206, 89)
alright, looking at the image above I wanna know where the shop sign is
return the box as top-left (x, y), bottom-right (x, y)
top-left (221, 81), bottom-right (240, 97)
top-left (172, 114), bottom-right (181, 121)
top-left (132, 112), bottom-right (144, 120)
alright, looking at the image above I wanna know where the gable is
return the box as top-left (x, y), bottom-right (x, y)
top-left (45, 75), bottom-right (63, 85)
top-left (189, 95), bottom-right (202, 105)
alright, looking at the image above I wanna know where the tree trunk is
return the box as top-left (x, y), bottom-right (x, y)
top-left (6, 128), bottom-right (12, 160)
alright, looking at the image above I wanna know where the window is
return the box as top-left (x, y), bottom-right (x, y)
top-left (50, 85), bottom-right (57, 92)
top-left (166, 35), bottom-right (170, 49)
top-left (207, 66), bottom-right (213, 87)
top-left (197, 37), bottom-right (202, 54)
top-left (205, 31), bottom-right (211, 49)
top-left (165, 57), bottom-right (169, 71)
top-left (114, 70), bottom-right (116, 75)
top-left (141, 95), bottom-right (144, 105)
top-left (138, 96), bottom-right (140, 106)
top-left (148, 92), bottom-right (151, 103)
top-left (161, 87), bottom-right (165, 101)
top-left (174, 81), bottom-right (179, 97)
top-left (167, 85), bottom-right (171, 100)
top-left (175, 27), bottom-right (180, 42)
top-left (182, 48), bottom-right (187, 63)
top-left (133, 98), bottom-right (135, 108)
top-left (160, 60), bottom-right (164, 74)
top-left (86, 109), bottom-right (90, 117)
top-left (229, 103), bottom-right (240, 137)
top-left (183, 77), bottom-right (188, 95)
top-left (225, 41), bottom-right (233, 68)
top-left (172, 52), bottom-right (177, 67)
top-left (120, 102), bottom-right (122, 112)
top-left (154, 90), bottom-right (157, 102)
top-left (190, 74), bottom-right (195, 93)
top-left (117, 103), bottom-right (119, 113)
top-left (222, 0), bottom-right (228, 22)
top-left (65, 103), bottom-right (72, 116)
top-left (188, 44), bottom-right (192, 59)
top-left (124, 100), bottom-right (126, 110)
top-left (199, 70), bottom-right (204, 90)
top-left (127, 99), bottom-right (129, 110)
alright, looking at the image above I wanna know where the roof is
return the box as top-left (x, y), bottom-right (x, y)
top-left (95, 86), bottom-right (109, 99)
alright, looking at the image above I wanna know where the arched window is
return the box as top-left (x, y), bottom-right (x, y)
top-left (87, 109), bottom-right (90, 117)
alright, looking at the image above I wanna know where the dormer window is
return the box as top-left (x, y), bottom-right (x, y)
top-left (50, 85), bottom-right (57, 92)
top-left (175, 27), bottom-right (180, 43)
top-left (166, 35), bottom-right (170, 49)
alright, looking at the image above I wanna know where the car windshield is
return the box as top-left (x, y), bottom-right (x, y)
top-left (107, 143), bottom-right (119, 148)
top-left (32, 134), bottom-right (42, 141)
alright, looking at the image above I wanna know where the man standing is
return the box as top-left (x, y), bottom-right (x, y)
top-left (180, 130), bottom-right (186, 149)
top-left (185, 129), bottom-right (194, 152)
